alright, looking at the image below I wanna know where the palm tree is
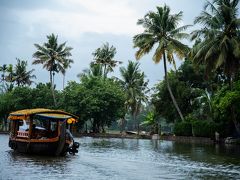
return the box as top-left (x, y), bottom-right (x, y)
top-left (133, 5), bottom-right (190, 121)
top-left (77, 63), bottom-right (103, 80)
top-left (191, 0), bottom-right (240, 86)
top-left (5, 64), bottom-right (16, 91)
top-left (191, 0), bottom-right (240, 134)
top-left (32, 33), bottom-right (73, 106)
top-left (134, 74), bottom-right (149, 134)
top-left (92, 42), bottom-right (122, 79)
top-left (140, 110), bottom-right (159, 135)
top-left (15, 58), bottom-right (36, 87)
top-left (62, 59), bottom-right (74, 89)
top-left (120, 61), bottom-right (149, 134)
top-left (0, 64), bottom-right (7, 92)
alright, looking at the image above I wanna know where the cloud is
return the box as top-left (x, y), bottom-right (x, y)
top-left (15, 0), bottom-right (143, 38)
top-left (0, 0), bottom-right (206, 89)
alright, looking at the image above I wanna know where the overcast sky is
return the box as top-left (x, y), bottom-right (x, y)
top-left (0, 0), bottom-right (206, 89)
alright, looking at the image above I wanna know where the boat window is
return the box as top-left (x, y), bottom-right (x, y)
top-left (31, 116), bottom-right (59, 138)
top-left (19, 120), bottom-right (23, 126)
top-left (33, 118), bottom-right (48, 130)
top-left (50, 121), bottom-right (58, 131)
top-left (19, 120), bottom-right (30, 131)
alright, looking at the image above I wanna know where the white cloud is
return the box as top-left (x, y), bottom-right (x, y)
top-left (15, 0), bottom-right (143, 38)
top-left (2, 0), bottom-right (205, 89)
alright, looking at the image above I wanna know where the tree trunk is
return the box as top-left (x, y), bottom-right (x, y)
top-left (50, 70), bottom-right (57, 107)
top-left (120, 117), bottom-right (125, 134)
top-left (137, 121), bottom-right (140, 135)
top-left (63, 74), bottom-right (65, 90)
top-left (103, 64), bottom-right (107, 79)
top-left (163, 51), bottom-right (184, 121)
top-left (97, 121), bottom-right (100, 133)
top-left (136, 105), bottom-right (140, 135)
top-left (85, 123), bottom-right (88, 133)
top-left (133, 111), bottom-right (140, 135)
top-left (92, 119), bottom-right (97, 133)
top-left (102, 125), bottom-right (105, 133)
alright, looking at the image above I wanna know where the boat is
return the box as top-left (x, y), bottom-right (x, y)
top-left (8, 108), bottom-right (80, 156)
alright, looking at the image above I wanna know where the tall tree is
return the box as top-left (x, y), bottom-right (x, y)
top-left (15, 58), bottom-right (36, 87)
top-left (92, 42), bottom-right (122, 79)
top-left (0, 64), bottom-right (7, 92)
top-left (133, 5), bottom-right (190, 121)
top-left (191, 0), bottom-right (240, 134)
top-left (32, 33), bottom-right (73, 106)
top-left (191, 0), bottom-right (240, 85)
top-left (120, 61), bottom-right (149, 133)
top-left (62, 59), bottom-right (74, 89)
top-left (5, 64), bottom-right (16, 92)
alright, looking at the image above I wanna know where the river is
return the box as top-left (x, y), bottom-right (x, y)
top-left (0, 134), bottom-right (240, 180)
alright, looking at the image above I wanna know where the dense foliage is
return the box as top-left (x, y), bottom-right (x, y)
top-left (173, 121), bottom-right (192, 136)
top-left (0, 78), bottom-right (125, 133)
top-left (61, 77), bottom-right (126, 133)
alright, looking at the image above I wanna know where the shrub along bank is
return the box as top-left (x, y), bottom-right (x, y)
top-left (173, 120), bottom-right (224, 138)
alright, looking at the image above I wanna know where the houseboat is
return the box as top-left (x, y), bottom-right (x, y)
top-left (8, 108), bottom-right (79, 156)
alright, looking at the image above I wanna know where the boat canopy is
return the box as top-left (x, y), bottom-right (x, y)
top-left (8, 108), bottom-right (78, 123)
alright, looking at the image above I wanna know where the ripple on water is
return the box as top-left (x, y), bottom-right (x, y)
top-left (1, 135), bottom-right (240, 180)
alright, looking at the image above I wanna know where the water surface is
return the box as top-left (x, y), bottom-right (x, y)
top-left (1, 134), bottom-right (240, 180)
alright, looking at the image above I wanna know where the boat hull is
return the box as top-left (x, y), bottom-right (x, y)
top-left (9, 140), bottom-right (69, 156)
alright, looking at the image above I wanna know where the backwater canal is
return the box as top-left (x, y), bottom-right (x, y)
top-left (0, 134), bottom-right (240, 180)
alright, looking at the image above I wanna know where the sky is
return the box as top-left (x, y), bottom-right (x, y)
top-left (0, 0), bottom-right (206, 89)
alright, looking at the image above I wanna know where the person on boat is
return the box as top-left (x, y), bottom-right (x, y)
top-left (19, 120), bottom-right (29, 131)
top-left (66, 129), bottom-right (73, 141)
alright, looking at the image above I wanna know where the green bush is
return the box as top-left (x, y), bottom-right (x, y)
top-left (173, 121), bottom-right (192, 136)
top-left (174, 119), bottom-right (221, 138)
top-left (191, 120), bottom-right (216, 138)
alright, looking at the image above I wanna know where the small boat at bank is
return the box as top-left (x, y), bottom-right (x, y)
top-left (8, 108), bottom-right (79, 156)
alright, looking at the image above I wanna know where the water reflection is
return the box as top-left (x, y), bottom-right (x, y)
top-left (87, 138), bottom-right (140, 151)
top-left (1, 135), bottom-right (240, 180)
top-left (4, 150), bottom-right (73, 179)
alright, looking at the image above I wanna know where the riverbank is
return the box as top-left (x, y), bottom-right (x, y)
top-left (0, 131), bottom-right (8, 134)
top-left (0, 131), bottom-right (218, 144)
top-left (75, 132), bottom-right (215, 144)
top-left (75, 132), bottom-right (150, 140)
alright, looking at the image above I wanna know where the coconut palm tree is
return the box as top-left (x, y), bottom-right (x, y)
top-left (0, 64), bottom-right (7, 92)
top-left (191, 0), bottom-right (240, 134)
top-left (92, 42), bottom-right (122, 79)
top-left (133, 5), bottom-right (190, 121)
top-left (15, 58), bottom-right (36, 87)
top-left (5, 64), bottom-right (16, 92)
top-left (120, 61), bottom-right (149, 133)
top-left (62, 59), bottom-right (74, 89)
top-left (134, 74), bottom-right (149, 134)
top-left (32, 33), bottom-right (73, 106)
top-left (77, 63), bottom-right (103, 80)
top-left (191, 0), bottom-right (240, 86)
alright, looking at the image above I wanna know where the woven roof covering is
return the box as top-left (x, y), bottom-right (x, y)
top-left (8, 108), bottom-right (78, 120)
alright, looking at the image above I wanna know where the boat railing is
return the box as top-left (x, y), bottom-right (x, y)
top-left (17, 131), bottom-right (29, 138)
